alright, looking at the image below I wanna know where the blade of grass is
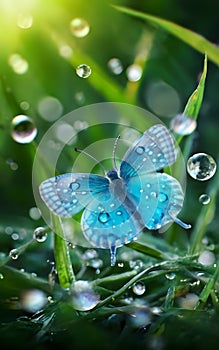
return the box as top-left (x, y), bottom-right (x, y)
top-left (113, 6), bottom-right (219, 66)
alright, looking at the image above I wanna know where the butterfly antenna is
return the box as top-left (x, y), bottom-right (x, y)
top-left (113, 135), bottom-right (120, 170)
top-left (75, 148), bottom-right (107, 175)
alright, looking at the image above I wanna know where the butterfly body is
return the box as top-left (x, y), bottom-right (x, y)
top-left (39, 124), bottom-right (190, 266)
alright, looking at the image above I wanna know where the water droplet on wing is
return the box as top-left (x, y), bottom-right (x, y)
top-left (98, 212), bottom-right (110, 223)
top-left (11, 115), bottom-right (37, 143)
top-left (187, 153), bottom-right (217, 181)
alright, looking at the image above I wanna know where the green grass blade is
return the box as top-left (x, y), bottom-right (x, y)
top-left (113, 6), bottom-right (219, 66)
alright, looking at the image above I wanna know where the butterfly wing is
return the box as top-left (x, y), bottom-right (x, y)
top-left (39, 173), bottom-right (109, 218)
top-left (125, 172), bottom-right (184, 230)
top-left (120, 124), bottom-right (176, 180)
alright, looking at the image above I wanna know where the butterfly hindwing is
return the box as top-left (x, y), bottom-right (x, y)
top-left (125, 172), bottom-right (184, 230)
top-left (120, 124), bottom-right (176, 180)
top-left (39, 173), bottom-right (109, 218)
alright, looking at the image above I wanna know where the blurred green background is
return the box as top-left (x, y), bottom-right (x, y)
top-left (0, 0), bottom-right (219, 349)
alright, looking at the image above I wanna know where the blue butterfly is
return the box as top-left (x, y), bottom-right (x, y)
top-left (39, 124), bottom-right (191, 266)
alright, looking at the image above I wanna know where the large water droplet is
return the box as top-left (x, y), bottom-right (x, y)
top-left (70, 182), bottom-right (80, 190)
top-left (71, 280), bottom-right (99, 311)
top-left (38, 96), bottom-right (63, 122)
top-left (33, 227), bottom-right (47, 243)
top-left (132, 281), bottom-right (146, 295)
top-left (20, 289), bottom-right (47, 313)
top-left (17, 13), bottom-right (33, 29)
top-left (170, 114), bottom-right (197, 135)
top-left (11, 115), bottom-right (37, 144)
top-left (76, 64), bottom-right (91, 78)
top-left (8, 54), bottom-right (29, 74)
top-left (107, 58), bottom-right (123, 75)
top-left (98, 212), bottom-right (110, 223)
top-left (199, 194), bottom-right (210, 205)
top-left (70, 18), bottom-right (90, 38)
top-left (135, 146), bottom-right (145, 154)
top-left (187, 153), bottom-right (217, 181)
top-left (178, 293), bottom-right (199, 309)
top-left (9, 248), bottom-right (19, 260)
top-left (126, 64), bottom-right (142, 82)
top-left (198, 250), bottom-right (215, 266)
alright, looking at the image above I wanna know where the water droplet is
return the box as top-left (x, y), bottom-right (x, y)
top-left (198, 250), bottom-right (215, 266)
top-left (6, 158), bottom-right (18, 171)
top-left (187, 153), bottom-right (217, 181)
top-left (20, 289), bottom-right (47, 313)
top-left (70, 182), bottom-right (80, 190)
top-left (126, 64), bottom-right (142, 82)
top-left (178, 293), bottom-right (199, 309)
top-left (8, 54), bottom-right (29, 74)
top-left (107, 58), bottom-right (123, 75)
top-left (98, 212), bottom-right (110, 223)
top-left (55, 123), bottom-right (75, 144)
top-left (0, 273), bottom-right (4, 280)
top-left (71, 280), bottom-right (99, 311)
top-left (170, 114), bottom-right (197, 135)
top-left (38, 96), bottom-right (63, 122)
top-left (17, 13), bottom-right (33, 29)
top-left (70, 18), bottom-right (90, 38)
top-left (59, 44), bottom-right (73, 58)
top-left (116, 210), bottom-right (122, 216)
top-left (110, 246), bottom-right (117, 266)
top-left (20, 101), bottom-right (30, 111)
top-left (83, 249), bottom-right (98, 260)
top-left (165, 272), bottom-right (176, 280)
top-left (199, 194), bottom-right (210, 205)
top-left (33, 227), bottom-right (48, 242)
top-left (135, 146), bottom-right (145, 154)
top-left (29, 207), bottom-right (41, 220)
top-left (9, 248), bottom-right (19, 260)
top-left (11, 233), bottom-right (19, 241)
top-left (76, 64), bottom-right (91, 78)
top-left (129, 259), bottom-right (143, 270)
top-left (11, 115), bottom-right (37, 144)
top-left (158, 192), bottom-right (168, 202)
top-left (132, 281), bottom-right (146, 295)
top-left (88, 258), bottom-right (103, 269)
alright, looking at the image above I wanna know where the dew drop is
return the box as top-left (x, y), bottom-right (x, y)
top-left (0, 273), bottom-right (4, 280)
top-left (165, 272), bottom-right (176, 280)
top-left (116, 210), bottom-right (122, 216)
top-left (199, 194), bottom-right (210, 205)
top-left (70, 18), bottom-right (90, 38)
top-left (11, 115), bottom-right (37, 144)
top-left (33, 227), bottom-right (47, 243)
top-left (20, 289), bottom-right (47, 313)
top-left (98, 212), bottom-right (110, 223)
top-left (8, 54), bottom-right (29, 74)
top-left (198, 250), bottom-right (215, 266)
top-left (17, 13), bottom-right (33, 29)
top-left (88, 258), bottom-right (103, 269)
top-left (70, 182), bottom-right (80, 190)
top-left (9, 248), bottom-right (19, 260)
top-left (170, 114), bottom-right (197, 135)
top-left (20, 101), bottom-right (30, 111)
top-left (71, 280), bottom-right (99, 311)
top-left (158, 192), bottom-right (168, 202)
top-left (132, 281), bottom-right (146, 295)
top-left (129, 259), bottom-right (143, 270)
top-left (59, 44), bottom-right (73, 59)
top-left (107, 58), bottom-right (123, 75)
top-left (76, 64), bottom-right (91, 78)
top-left (178, 293), bottom-right (199, 309)
top-left (135, 146), bottom-right (145, 154)
top-left (126, 64), bottom-right (142, 82)
top-left (187, 153), bottom-right (217, 181)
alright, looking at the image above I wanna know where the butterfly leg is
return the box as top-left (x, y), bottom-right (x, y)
top-left (173, 216), bottom-right (191, 229)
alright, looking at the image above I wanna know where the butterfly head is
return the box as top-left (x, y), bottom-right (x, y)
top-left (107, 168), bottom-right (119, 181)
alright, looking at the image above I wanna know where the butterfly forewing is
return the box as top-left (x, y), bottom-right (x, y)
top-left (120, 124), bottom-right (176, 180)
top-left (39, 173), bottom-right (109, 218)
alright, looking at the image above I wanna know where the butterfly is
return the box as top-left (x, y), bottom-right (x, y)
top-left (39, 124), bottom-right (191, 266)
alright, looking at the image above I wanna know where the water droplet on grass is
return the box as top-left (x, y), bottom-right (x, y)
top-left (170, 114), bottom-right (197, 135)
top-left (132, 282), bottom-right (146, 295)
top-left (11, 115), bottom-right (37, 144)
top-left (107, 58), bottom-right (123, 75)
top-left (33, 227), bottom-right (47, 242)
top-left (165, 272), bottom-right (176, 280)
top-left (70, 18), bottom-right (90, 38)
top-left (76, 64), bottom-right (91, 78)
top-left (8, 54), bottom-right (29, 74)
top-left (187, 153), bottom-right (217, 181)
top-left (0, 273), bottom-right (4, 280)
top-left (198, 250), bottom-right (215, 266)
top-left (126, 64), bottom-right (142, 82)
top-left (71, 280), bottom-right (99, 311)
top-left (199, 194), bottom-right (210, 205)
top-left (9, 248), bottom-right (19, 260)
top-left (20, 289), bottom-right (47, 313)
top-left (17, 13), bottom-right (33, 29)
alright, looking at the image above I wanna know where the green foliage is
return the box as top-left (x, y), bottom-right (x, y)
top-left (0, 1), bottom-right (219, 349)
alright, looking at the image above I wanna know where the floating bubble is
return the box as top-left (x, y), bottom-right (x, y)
top-left (126, 64), bottom-right (142, 82)
top-left (198, 250), bottom-right (215, 266)
top-left (71, 280), bottom-right (99, 311)
top-left (33, 227), bottom-right (47, 242)
top-left (17, 13), bottom-right (33, 29)
top-left (38, 96), bottom-right (63, 122)
top-left (187, 153), bottom-right (217, 181)
top-left (20, 289), bottom-right (47, 313)
top-left (70, 18), bottom-right (90, 38)
top-left (11, 115), bottom-right (37, 144)
top-left (8, 54), bottom-right (29, 74)
top-left (199, 194), bottom-right (210, 205)
top-left (9, 248), bottom-right (19, 260)
top-left (107, 58), bottom-right (123, 75)
top-left (76, 64), bottom-right (91, 78)
top-left (170, 114), bottom-right (197, 135)
top-left (132, 282), bottom-right (146, 296)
